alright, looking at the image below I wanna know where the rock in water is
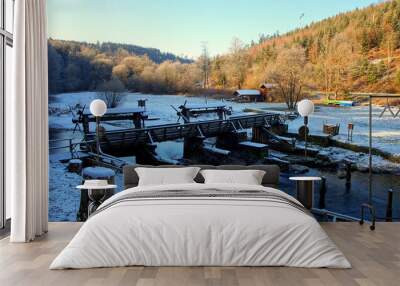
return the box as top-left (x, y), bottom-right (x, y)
top-left (67, 159), bottom-right (82, 173)
top-left (290, 164), bottom-right (309, 174)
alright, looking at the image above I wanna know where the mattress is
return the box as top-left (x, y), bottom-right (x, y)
top-left (50, 183), bottom-right (351, 269)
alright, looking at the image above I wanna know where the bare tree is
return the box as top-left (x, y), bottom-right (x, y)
top-left (97, 78), bottom-right (126, 108)
top-left (228, 37), bottom-right (248, 89)
top-left (316, 33), bottom-right (359, 98)
top-left (382, 22), bottom-right (397, 65)
top-left (198, 42), bottom-right (210, 88)
top-left (266, 47), bottom-right (308, 110)
top-left (210, 55), bottom-right (228, 88)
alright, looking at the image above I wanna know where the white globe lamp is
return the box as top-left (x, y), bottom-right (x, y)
top-left (297, 99), bottom-right (314, 158)
top-left (90, 99), bottom-right (107, 117)
top-left (297, 99), bottom-right (314, 117)
top-left (90, 99), bottom-right (107, 163)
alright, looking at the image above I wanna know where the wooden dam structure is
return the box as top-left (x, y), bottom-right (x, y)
top-left (71, 101), bottom-right (289, 166)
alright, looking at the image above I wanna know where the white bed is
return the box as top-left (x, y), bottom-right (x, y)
top-left (50, 183), bottom-right (351, 269)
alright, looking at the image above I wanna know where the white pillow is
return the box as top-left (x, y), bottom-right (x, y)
top-left (200, 169), bottom-right (266, 185)
top-left (135, 167), bottom-right (200, 186)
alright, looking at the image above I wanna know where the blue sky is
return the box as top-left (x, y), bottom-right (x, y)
top-left (47, 0), bottom-right (380, 58)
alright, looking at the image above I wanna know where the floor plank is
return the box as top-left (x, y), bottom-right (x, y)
top-left (0, 222), bottom-right (399, 286)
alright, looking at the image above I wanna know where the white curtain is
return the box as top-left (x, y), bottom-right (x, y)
top-left (7, 0), bottom-right (49, 242)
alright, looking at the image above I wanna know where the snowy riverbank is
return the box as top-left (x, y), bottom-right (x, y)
top-left (288, 105), bottom-right (400, 157)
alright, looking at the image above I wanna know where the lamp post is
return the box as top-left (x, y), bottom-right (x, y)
top-left (89, 99), bottom-right (107, 163)
top-left (297, 99), bottom-right (315, 158)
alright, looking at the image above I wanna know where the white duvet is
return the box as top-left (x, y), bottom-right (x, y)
top-left (50, 183), bottom-right (351, 269)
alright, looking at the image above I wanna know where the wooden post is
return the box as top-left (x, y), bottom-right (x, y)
top-left (69, 138), bottom-right (73, 157)
top-left (319, 177), bottom-right (327, 209)
top-left (137, 99), bottom-right (147, 110)
top-left (217, 108), bottom-right (224, 120)
top-left (82, 115), bottom-right (90, 134)
top-left (347, 123), bottom-right (354, 141)
top-left (345, 161), bottom-right (352, 192)
top-left (180, 108), bottom-right (190, 123)
top-left (386, 189), bottom-right (393, 222)
top-left (252, 127), bottom-right (268, 144)
top-left (133, 113), bottom-right (142, 129)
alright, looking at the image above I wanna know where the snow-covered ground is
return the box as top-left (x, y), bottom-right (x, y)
top-left (49, 154), bottom-right (82, 221)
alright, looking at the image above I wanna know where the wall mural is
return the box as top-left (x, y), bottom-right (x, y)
top-left (47, 0), bottom-right (400, 222)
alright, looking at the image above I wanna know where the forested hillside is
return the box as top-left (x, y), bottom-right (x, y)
top-left (206, 0), bottom-right (400, 95)
top-left (48, 39), bottom-right (193, 94)
top-left (237, 0), bottom-right (400, 95)
top-left (48, 0), bottom-right (400, 97)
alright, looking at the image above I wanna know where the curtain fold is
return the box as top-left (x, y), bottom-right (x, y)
top-left (7, 0), bottom-right (49, 242)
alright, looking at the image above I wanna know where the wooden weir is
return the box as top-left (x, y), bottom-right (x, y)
top-left (83, 113), bottom-right (283, 159)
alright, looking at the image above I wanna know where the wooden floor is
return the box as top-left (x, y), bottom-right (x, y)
top-left (0, 222), bottom-right (399, 286)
